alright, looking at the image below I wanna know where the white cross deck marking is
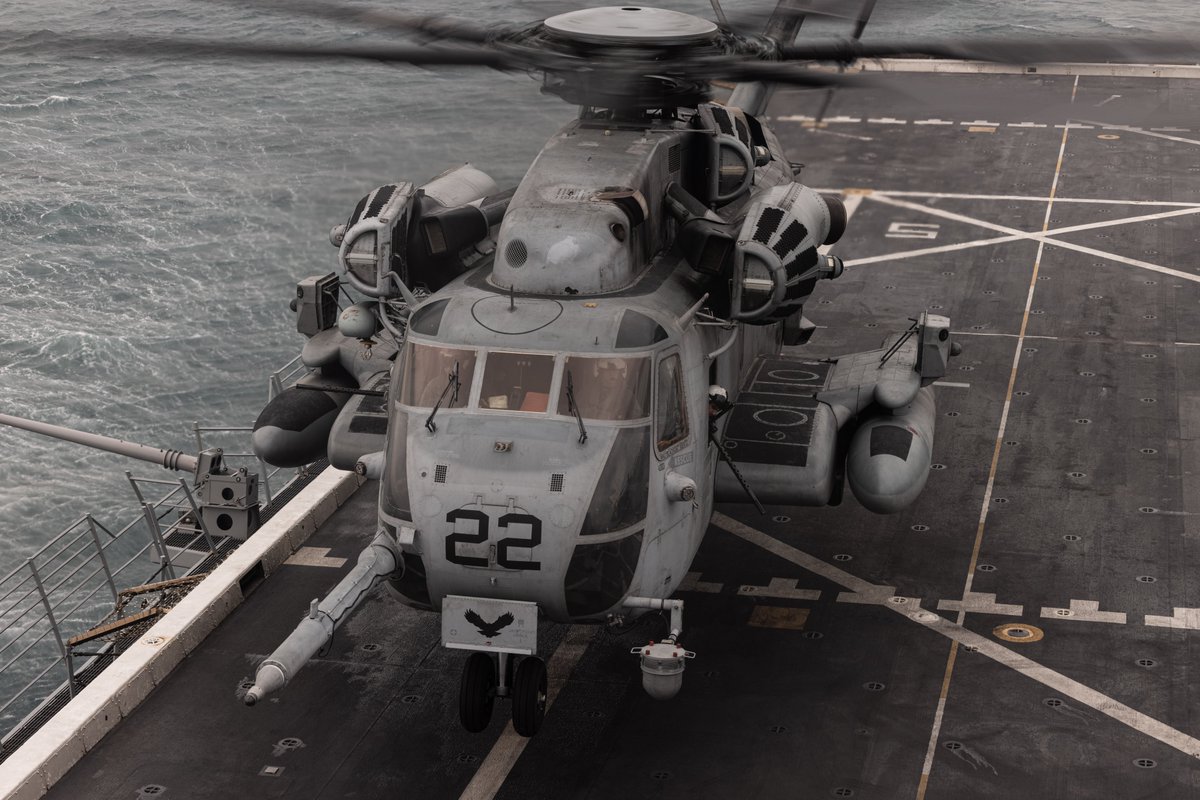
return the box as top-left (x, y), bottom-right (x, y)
top-left (1145, 608), bottom-right (1200, 630)
top-left (737, 577), bottom-right (821, 600)
top-left (283, 547), bottom-right (347, 568)
top-left (1040, 599), bottom-right (1127, 624)
top-left (712, 513), bottom-right (1200, 761)
top-left (937, 592), bottom-right (1023, 616)
top-left (845, 193), bottom-right (1200, 284)
top-left (837, 586), bottom-right (921, 606)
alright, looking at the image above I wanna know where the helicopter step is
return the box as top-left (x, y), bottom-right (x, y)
top-left (715, 356), bottom-right (839, 506)
top-left (442, 595), bottom-right (547, 736)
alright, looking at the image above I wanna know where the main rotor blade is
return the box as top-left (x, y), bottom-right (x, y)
top-left (850, 0), bottom-right (878, 41)
top-left (781, 35), bottom-right (1200, 64)
top-left (702, 59), bottom-right (875, 88)
top-left (723, 1), bottom-right (868, 33)
top-left (196, 0), bottom-right (503, 45)
top-left (3, 31), bottom-right (535, 70)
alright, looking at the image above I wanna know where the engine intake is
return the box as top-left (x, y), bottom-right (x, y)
top-left (731, 184), bottom-right (844, 323)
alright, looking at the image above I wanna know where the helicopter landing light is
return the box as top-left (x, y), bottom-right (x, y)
top-left (544, 7), bottom-right (718, 46)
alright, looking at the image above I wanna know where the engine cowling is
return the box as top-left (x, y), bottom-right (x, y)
top-left (731, 184), bottom-right (845, 323)
top-left (331, 165), bottom-right (502, 298)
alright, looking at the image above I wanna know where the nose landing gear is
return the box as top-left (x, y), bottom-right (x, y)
top-left (458, 652), bottom-right (497, 733)
top-left (458, 651), bottom-right (548, 737)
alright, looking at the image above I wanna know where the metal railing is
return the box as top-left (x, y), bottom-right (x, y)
top-left (0, 464), bottom-right (260, 746)
top-left (0, 509), bottom-right (161, 737)
top-left (0, 360), bottom-right (318, 750)
top-left (269, 354), bottom-right (307, 402)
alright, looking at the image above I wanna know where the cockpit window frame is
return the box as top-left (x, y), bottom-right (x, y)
top-left (653, 347), bottom-right (690, 458)
top-left (555, 354), bottom-right (653, 423)
top-left (476, 349), bottom-right (559, 416)
top-left (394, 338), bottom-right (668, 427)
top-left (395, 339), bottom-right (479, 411)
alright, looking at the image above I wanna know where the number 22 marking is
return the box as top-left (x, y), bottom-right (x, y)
top-left (445, 510), bottom-right (542, 571)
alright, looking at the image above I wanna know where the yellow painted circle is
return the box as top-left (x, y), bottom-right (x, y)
top-left (993, 623), bottom-right (1044, 643)
top-left (1098, 134), bottom-right (1121, 140)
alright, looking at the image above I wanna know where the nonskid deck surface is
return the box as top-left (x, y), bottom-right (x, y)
top-left (46, 71), bottom-right (1200, 799)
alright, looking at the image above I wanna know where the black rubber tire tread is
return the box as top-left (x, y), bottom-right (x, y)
top-left (459, 652), bottom-right (496, 733)
top-left (511, 657), bottom-right (548, 737)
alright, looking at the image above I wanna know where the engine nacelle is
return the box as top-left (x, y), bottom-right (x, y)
top-left (731, 184), bottom-right (845, 323)
top-left (331, 165), bottom-right (502, 299)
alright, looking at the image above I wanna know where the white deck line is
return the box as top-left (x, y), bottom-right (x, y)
top-left (0, 468), bottom-right (365, 800)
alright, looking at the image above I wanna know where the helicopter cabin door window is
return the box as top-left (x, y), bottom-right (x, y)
top-left (479, 352), bottom-right (555, 412)
top-left (399, 343), bottom-right (477, 409)
top-left (655, 353), bottom-right (688, 453)
top-left (557, 356), bottom-right (651, 420)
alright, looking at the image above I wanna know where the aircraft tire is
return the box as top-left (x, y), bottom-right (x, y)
top-left (512, 656), bottom-right (548, 737)
top-left (459, 652), bottom-right (496, 733)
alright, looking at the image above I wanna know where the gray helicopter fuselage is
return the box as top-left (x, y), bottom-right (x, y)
top-left (377, 115), bottom-right (790, 622)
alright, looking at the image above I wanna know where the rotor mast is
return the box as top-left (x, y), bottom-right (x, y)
top-left (727, 0), bottom-right (809, 115)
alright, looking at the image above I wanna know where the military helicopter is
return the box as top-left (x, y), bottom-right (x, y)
top-left (5, 0), bottom-right (1196, 739)
top-left (219, 1), bottom-right (969, 739)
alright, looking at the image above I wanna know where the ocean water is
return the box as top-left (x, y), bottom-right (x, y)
top-left (0, 0), bottom-right (1196, 701)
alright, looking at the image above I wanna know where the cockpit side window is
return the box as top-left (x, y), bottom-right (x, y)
top-left (479, 352), bottom-right (555, 412)
top-left (557, 356), bottom-right (651, 421)
top-left (398, 342), bottom-right (477, 409)
top-left (655, 353), bottom-right (688, 452)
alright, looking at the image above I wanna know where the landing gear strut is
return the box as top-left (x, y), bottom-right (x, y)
top-left (457, 652), bottom-right (547, 737)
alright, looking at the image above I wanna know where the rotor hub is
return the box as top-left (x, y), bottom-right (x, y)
top-left (543, 6), bottom-right (719, 47)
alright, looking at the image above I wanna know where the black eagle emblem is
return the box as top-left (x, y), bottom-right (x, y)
top-left (464, 609), bottom-right (515, 638)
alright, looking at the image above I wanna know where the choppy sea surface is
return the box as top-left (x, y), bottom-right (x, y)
top-left (0, 0), bottom-right (1197, 702)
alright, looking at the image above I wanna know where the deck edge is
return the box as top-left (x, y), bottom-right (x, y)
top-left (0, 467), bottom-right (366, 800)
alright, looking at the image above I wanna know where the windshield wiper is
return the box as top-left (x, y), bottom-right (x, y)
top-left (566, 369), bottom-right (587, 445)
top-left (425, 361), bottom-right (460, 433)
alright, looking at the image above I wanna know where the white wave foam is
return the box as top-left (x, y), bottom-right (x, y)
top-left (0, 95), bottom-right (72, 110)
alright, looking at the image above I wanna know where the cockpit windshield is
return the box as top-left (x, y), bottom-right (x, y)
top-left (557, 356), bottom-right (651, 421)
top-left (480, 352), bottom-right (555, 412)
top-left (399, 343), bottom-right (477, 409)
